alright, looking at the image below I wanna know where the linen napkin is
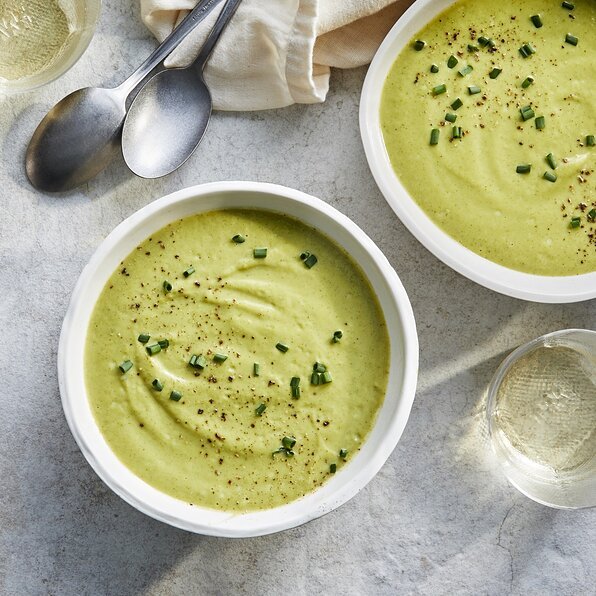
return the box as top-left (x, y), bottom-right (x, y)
top-left (140, 0), bottom-right (415, 110)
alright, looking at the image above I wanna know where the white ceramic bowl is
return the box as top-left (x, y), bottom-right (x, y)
top-left (360, 0), bottom-right (596, 303)
top-left (58, 182), bottom-right (418, 537)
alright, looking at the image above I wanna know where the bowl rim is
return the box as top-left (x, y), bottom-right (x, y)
top-left (58, 181), bottom-right (419, 536)
top-left (359, 0), bottom-right (596, 303)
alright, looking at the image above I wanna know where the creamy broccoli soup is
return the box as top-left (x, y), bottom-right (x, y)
top-left (85, 210), bottom-right (389, 511)
top-left (381, 0), bottom-right (595, 275)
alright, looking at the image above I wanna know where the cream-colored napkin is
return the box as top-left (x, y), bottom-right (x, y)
top-left (140, 0), bottom-right (414, 110)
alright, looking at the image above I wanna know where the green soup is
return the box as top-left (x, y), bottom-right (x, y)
top-left (381, 0), bottom-right (595, 275)
top-left (85, 210), bottom-right (389, 511)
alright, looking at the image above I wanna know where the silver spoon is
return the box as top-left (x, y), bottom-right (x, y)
top-left (121, 0), bottom-right (242, 179)
top-left (25, 0), bottom-right (224, 192)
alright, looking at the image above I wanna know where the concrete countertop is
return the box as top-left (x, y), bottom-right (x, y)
top-left (1, 1), bottom-right (594, 594)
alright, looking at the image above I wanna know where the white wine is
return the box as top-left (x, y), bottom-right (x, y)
top-left (0, 0), bottom-right (72, 81)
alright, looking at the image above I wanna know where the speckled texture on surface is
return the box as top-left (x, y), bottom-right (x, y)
top-left (0, 2), bottom-right (594, 595)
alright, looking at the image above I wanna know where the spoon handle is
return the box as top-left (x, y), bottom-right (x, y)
top-left (194, 0), bottom-right (243, 69)
top-left (119, 0), bottom-right (225, 96)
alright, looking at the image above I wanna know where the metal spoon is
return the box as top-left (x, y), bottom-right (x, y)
top-left (25, 0), bottom-right (224, 192)
top-left (121, 0), bottom-right (242, 179)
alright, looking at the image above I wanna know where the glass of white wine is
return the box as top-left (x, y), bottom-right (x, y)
top-left (487, 329), bottom-right (596, 509)
top-left (0, 0), bottom-right (101, 93)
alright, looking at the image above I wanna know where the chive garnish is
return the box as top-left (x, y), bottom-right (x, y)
top-left (275, 342), bottom-right (289, 353)
top-left (213, 353), bottom-right (228, 363)
top-left (486, 39), bottom-right (496, 48)
top-left (565, 33), bottom-right (578, 46)
top-left (432, 84), bottom-right (447, 96)
top-left (467, 85), bottom-right (481, 95)
top-left (146, 343), bottom-right (161, 356)
top-left (152, 378), bottom-right (163, 391)
top-left (521, 76), bottom-right (534, 89)
top-left (530, 14), bottom-right (543, 28)
top-left (478, 36), bottom-right (489, 47)
top-left (321, 371), bottom-right (333, 384)
top-left (445, 113), bottom-right (457, 123)
top-left (339, 448), bottom-right (348, 459)
top-left (520, 106), bottom-right (535, 121)
top-left (163, 280), bottom-right (172, 293)
top-left (451, 98), bottom-right (463, 110)
top-left (299, 251), bottom-right (310, 261)
top-left (183, 265), bottom-right (195, 278)
top-left (282, 436), bottom-right (296, 450)
top-left (467, 44), bottom-right (479, 52)
top-left (253, 248), bottom-right (267, 259)
top-left (458, 65), bottom-right (473, 77)
top-left (587, 135), bottom-right (595, 147)
top-left (430, 129), bottom-right (440, 145)
top-left (543, 171), bottom-right (557, 182)
top-left (332, 330), bottom-right (343, 343)
top-left (303, 253), bottom-right (318, 268)
top-left (546, 153), bottom-right (557, 169)
top-left (489, 68), bottom-right (502, 79)
top-left (189, 354), bottom-right (207, 369)
top-left (587, 209), bottom-right (596, 222)
top-left (516, 164), bottom-right (532, 174)
top-left (138, 333), bottom-right (150, 344)
top-left (119, 360), bottom-right (133, 374)
top-left (430, 64), bottom-right (439, 73)
top-left (292, 386), bottom-right (300, 399)
top-left (570, 217), bottom-right (581, 228)
top-left (311, 372), bottom-right (320, 385)
top-left (256, 403), bottom-right (266, 416)
top-left (169, 390), bottom-right (182, 402)
top-left (253, 362), bottom-right (260, 376)
top-left (330, 463), bottom-right (337, 474)
top-left (313, 362), bottom-right (327, 373)
top-left (452, 126), bottom-right (462, 139)
top-left (519, 43), bottom-right (535, 58)
top-left (562, 1), bottom-right (574, 9)
top-left (290, 377), bottom-right (300, 388)
top-left (158, 339), bottom-right (169, 349)
top-left (413, 40), bottom-right (426, 51)
top-left (447, 55), bottom-right (458, 68)
top-left (535, 116), bottom-right (546, 130)
top-left (232, 234), bottom-right (245, 243)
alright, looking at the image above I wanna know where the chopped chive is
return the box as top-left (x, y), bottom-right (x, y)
top-left (478, 36), bottom-right (489, 47)
top-left (330, 463), bottom-right (337, 474)
top-left (152, 378), bottom-right (163, 391)
top-left (543, 171), bottom-right (557, 182)
top-left (430, 64), bottom-right (439, 73)
top-left (452, 126), bottom-right (462, 139)
top-left (524, 43), bottom-right (535, 55)
top-left (562, 1), bottom-right (574, 9)
top-left (520, 106), bottom-right (535, 121)
top-left (519, 46), bottom-right (529, 58)
top-left (467, 44), bottom-right (479, 52)
top-left (303, 253), bottom-right (318, 268)
top-left (299, 251), bottom-right (310, 261)
top-left (255, 403), bottom-right (266, 416)
top-left (313, 362), bottom-right (327, 373)
top-left (432, 84), bottom-right (447, 96)
top-left (169, 390), bottom-right (182, 402)
top-left (253, 248), bottom-right (267, 259)
top-left (486, 39), bottom-right (496, 48)
top-left (445, 113), bottom-right (457, 123)
top-left (253, 362), bottom-right (260, 376)
top-left (516, 164), bottom-right (532, 174)
top-left (189, 354), bottom-right (207, 369)
top-left (189, 354), bottom-right (197, 367)
top-left (332, 330), bottom-right (343, 343)
top-left (546, 153), bottom-right (557, 169)
top-left (282, 436), bottom-right (296, 450)
top-left (458, 65), bottom-right (473, 77)
top-left (321, 371), bottom-right (333, 384)
top-left (521, 76), bottom-right (534, 89)
top-left (275, 342), bottom-right (289, 353)
top-left (447, 55), bottom-right (458, 68)
top-left (146, 343), bottom-right (161, 356)
top-left (119, 360), bottom-right (133, 374)
top-left (565, 33), bottom-right (578, 46)
top-left (158, 339), bottom-right (169, 349)
top-left (138, 333), bottom-right (150, 344)
top-left (467, 85), bottom-right (481, 95)
top-left (535, 116), bottom-right (546, 130)
top-left (413, 39), bottom-right (426, 51)
top-left (430, 128), bottom-right (440, 145)
top-left (183, 266), bottom-right (195, 278)
top-left (531, 14), bottom-right (543, 28)
top-left (570, 217), bottom-right (581, 228)
top-left (451, 98), bottom-right (463, 110)
top-left (587, 209), bottom-right (596, 222)
top-left (587, 135), bottom-right (595, 147)
top-left (339, 448), bottom-right (348, 459)
top-left (291, 386), bottom-right (301, 399)
top-left (489, 68), bottom-right (502, 79)
top-left (163, 280), bottom-right (172, 293)
top-left (311, 372), bottom-right (320, 385)
top-left (290, 376), bottom-right (300, 388)
top-left (213, 353), bottom-right (228, 363)
top-left (232, 234), bottom-right (245, 244)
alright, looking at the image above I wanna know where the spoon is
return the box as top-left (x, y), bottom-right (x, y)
top-left (25, 0), bottom-right (224, 192)
top-left (121, 0), bottom-right (242, 179)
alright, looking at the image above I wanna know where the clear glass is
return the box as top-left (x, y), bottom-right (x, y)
top-left (487, 329), bottom-right (596, 509)
top-left (0, 0), bottom-right (101, 93)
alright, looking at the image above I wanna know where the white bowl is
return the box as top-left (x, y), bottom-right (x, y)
top-left (58, 182), bottom-right (418, 537)
top-left (360, 0), bottom-right (596, 303)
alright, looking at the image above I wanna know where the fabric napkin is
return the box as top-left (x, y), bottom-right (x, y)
top-left (140, 0), bottom-right (415, 110)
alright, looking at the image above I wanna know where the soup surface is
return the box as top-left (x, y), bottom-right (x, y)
top-left (85, 209), bottom-right (389, 511)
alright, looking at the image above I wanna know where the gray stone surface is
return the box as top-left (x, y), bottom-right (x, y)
top-left (0, 2), bottom-right (594, 595)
